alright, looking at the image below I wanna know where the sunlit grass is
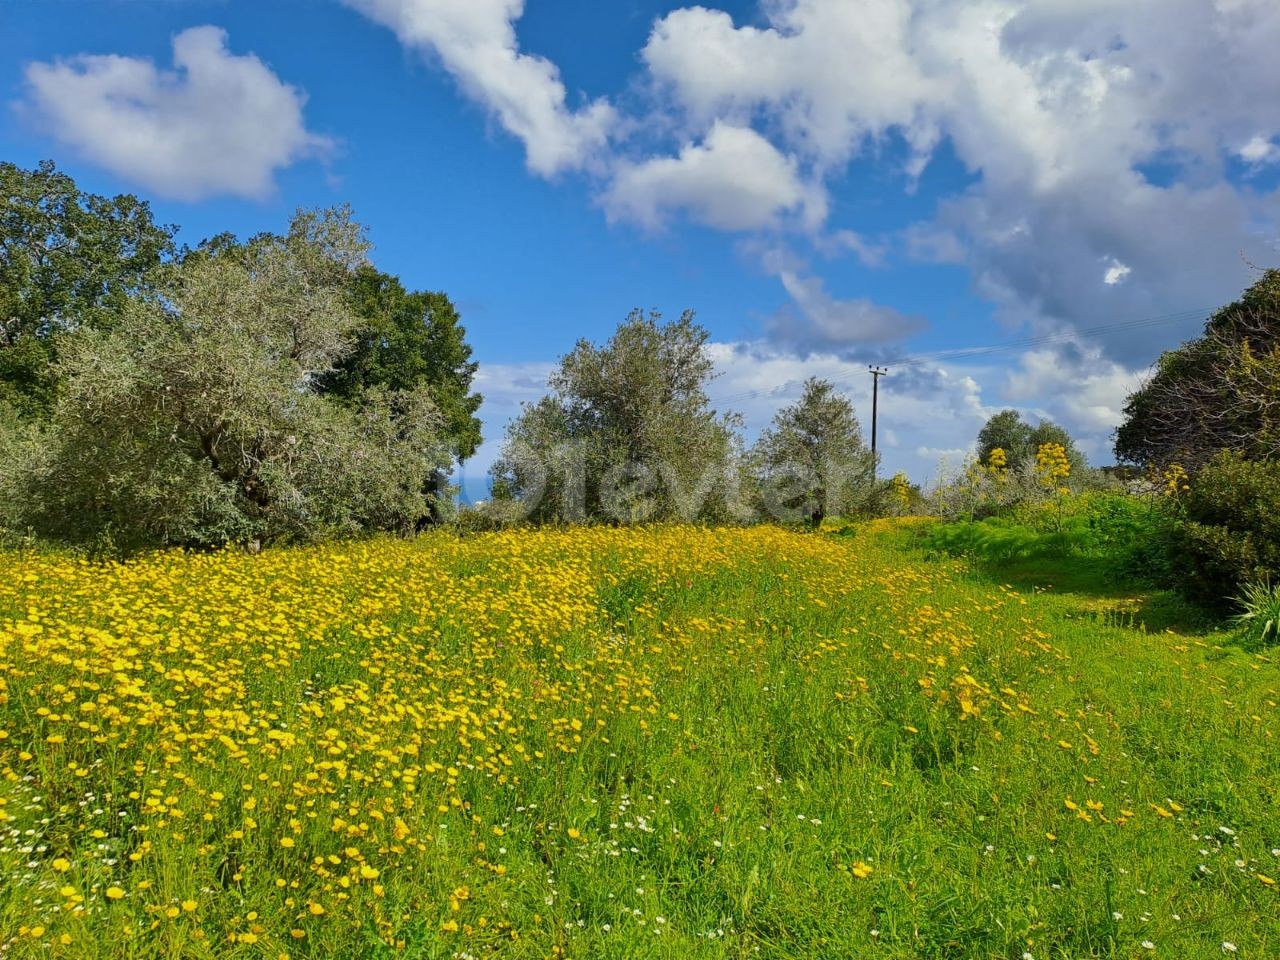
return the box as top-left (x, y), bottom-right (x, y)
top-left (1, 520), bottom-right (1276, 958)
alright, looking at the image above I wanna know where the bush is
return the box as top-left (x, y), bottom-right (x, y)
top-left (1168, 451), bottom-right (1280, 609)
top-left (451, 500), bottom-right (526, 535)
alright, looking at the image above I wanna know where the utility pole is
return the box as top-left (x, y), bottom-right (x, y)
top-left (868, 366), bottom-right (888, 465)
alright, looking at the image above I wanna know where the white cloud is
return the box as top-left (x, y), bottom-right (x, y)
top-left (1004, 341), bottom-right (1144, 436)
top-left (639, 0), bottom-right (1280, 360)
top-left (766, 269), bottom-right (924, 351)
top-left (603, 122), bottom-right (823, 231)
top-left (341, 0), bottom-right (613, 176)
top-left (23, 26), bottom-right (329, 201)
top-left (342, 0), bottom-right (1280, 370)
top-left (1240, 135), bottom-right (1280, 165)
top-left (1103, 259), bottom-right (1131, 286)
top-left (642, 2), bottom-right (938, 172)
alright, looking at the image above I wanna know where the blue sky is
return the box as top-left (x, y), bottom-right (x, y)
top-left (4, 0), bottom-right (1280, 497)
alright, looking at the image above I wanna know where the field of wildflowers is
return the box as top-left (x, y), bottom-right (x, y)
top-left (1, 521), bottom-right (1277, 958)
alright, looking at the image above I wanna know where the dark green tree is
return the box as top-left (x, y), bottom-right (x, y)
top-left (0, 160), bottom-right (175, 417)
top-left (315, 268), bottom-right (482, 516)
top-left (1115, 270), bottom-right (1280, 470)
top-left (976, 409), bottom-right (1033, 465)
top-left (977, 409), bottom-right (1085, 473)
top-left (317, 268), bottom-right (481, 455)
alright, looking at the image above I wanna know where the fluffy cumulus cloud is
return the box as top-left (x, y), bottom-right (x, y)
top-left (603, 122), bottom-right (823, 231)
top-left (1003, 341), bottom-right (1145, 444)
top-left (23, 26), bottom-right (329, 201)
top-left (642, 1), bottom-right (939, 172)
top-left (340, 0), bottom-right (613, 176)
top-left (340, 0), bottom-right (1280, 359)
top-left (638, 0), bottom-right (1280, 359)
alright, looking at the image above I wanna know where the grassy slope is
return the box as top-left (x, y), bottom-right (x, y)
top-left (0, 522), bottom-right (1277, 959)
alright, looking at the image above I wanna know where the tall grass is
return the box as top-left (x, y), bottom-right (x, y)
top-left (0, 522), bottom-right (1276, 958)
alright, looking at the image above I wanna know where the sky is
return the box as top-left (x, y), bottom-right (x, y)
top-left (3, 0), bottom-right (1280, 499)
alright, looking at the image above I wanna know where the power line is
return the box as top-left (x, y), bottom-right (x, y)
top-left (708, 306), bottom-right (1211, 407)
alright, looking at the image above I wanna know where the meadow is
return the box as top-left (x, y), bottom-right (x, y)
top-left (0, 521), bottom-right (1277, 959)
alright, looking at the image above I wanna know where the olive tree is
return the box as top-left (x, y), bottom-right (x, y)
top-left (751, 378), bottom-right (877, 528)
top-left (492, 309), bottom-right (745, 522)
top-left (24, 207), bottom-right (451, 549)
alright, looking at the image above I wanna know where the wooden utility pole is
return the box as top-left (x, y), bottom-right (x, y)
top-left (869, 366), bottom-right (888, 463)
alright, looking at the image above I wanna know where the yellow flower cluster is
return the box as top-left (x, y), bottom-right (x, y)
top-left (1161, 462), bottom-right (1191, 497)
top-left (1034, 442), bottom-right (1072, 493)
top-left (987, 446), bottom-right (1009, 475)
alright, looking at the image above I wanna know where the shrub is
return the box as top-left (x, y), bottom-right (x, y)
top-left (1168, 450), bottom-right (1280, 609)
top-left (452, 499), bottom-right (526, 535)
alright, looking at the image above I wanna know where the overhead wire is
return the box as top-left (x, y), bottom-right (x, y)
top-left (707, 306), bottom-right (1211, 406)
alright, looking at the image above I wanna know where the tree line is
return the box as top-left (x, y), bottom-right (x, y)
top-left (0, 161), bottom-right (481, 551)
top-left (2, 159), bottom-right (1277, 583)
top-left (488, 310), bottom-right (880, 527)
top-left (0, 161), bottom-right (882, 548)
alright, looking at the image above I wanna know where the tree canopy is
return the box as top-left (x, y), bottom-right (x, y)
top-left (752, 377), bottom-right (875, 528)
top-left (0, 160), bottom-right (175, 417)
top-left (492, 309), bottom-right (742, 522)
top-left (1115, 270), bottom-right (1280, 470)
top-left (316, 267), bottom-right (482, 462)
top-left (977, 409), bottom-right (1086, 474)
top-left (11, 206), bottom-right (456, 549)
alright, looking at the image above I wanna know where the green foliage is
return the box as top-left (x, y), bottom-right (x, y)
top-left (925, 491), bottom-right (1179, 586)
top-left (316, 267), bottom-right (482, 463)
top-left (751, 377), bottom-right (876, 528)
top-left (450, 500), bottom-right (526, 536)
top-left (0, 160), bottom-right (175, 418)
top-left (976, 409), bottom-right (1030, 464)
top-left (1115, 268), bottom-right (1280, 469)
top-left (1231, 580), bottom-right (1280, 646)
top-left (976, 408), bottom-right (1086, 474)
top-left (921, 516), bottom-right (1080, 564)
top-left (492, 309), bottom-right (743, 523)
top-left (17, 207), bottom-right (453, 551)
top-left (0, 402), bottom-right (45, 533)
top-left (1167, 449), bottom-right (1280, 609)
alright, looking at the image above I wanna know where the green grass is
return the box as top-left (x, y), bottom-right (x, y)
top-left (1, 522), bottom-right (1277, 959)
